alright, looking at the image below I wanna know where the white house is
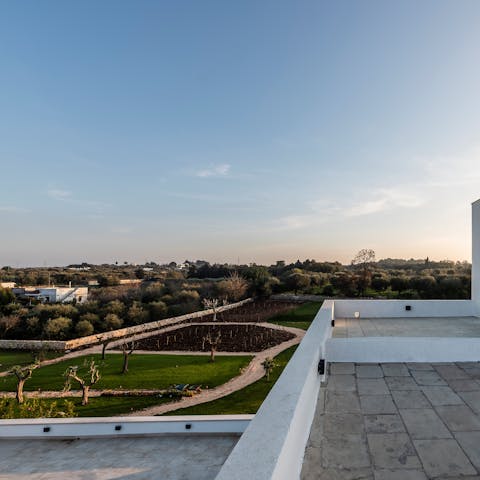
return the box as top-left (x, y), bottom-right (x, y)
top-left (12, 286), bottom-right (88, 304)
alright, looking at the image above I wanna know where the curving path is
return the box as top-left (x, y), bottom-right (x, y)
top-left (127, 324), bottom-right (305, 416)
top-left (0, 323), bottom-right (306, 415)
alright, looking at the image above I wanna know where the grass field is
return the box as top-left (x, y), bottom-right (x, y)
top-left (164, 345), bottom-right (297, 415)
top-left (0, 351), bottom-right (61, 373)
top-left (267, 302), bottom-right (321, 330)
top-left (0, 353), bottom-right (253, 392)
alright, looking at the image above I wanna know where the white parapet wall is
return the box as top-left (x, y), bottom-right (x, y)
top-left (333, 299), bottom-right (475, 318)
top-left (216, 300), bottom-right (334, 480)
top-left (473, 199), bottom-right (480, 315)
top-left (0, 415), bottom-right (253, 439)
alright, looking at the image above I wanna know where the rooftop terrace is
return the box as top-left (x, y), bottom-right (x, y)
top-left (0, 435), bottom-right (238, 480)
top-left (302, 361), bottom-right (480, 479)
top-left (333, 316), bottom-right (480, 338)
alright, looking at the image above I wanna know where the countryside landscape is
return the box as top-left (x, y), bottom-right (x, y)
top-left (0, 253), bottom-right (470, 419)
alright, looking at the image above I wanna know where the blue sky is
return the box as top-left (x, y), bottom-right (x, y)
top-left (1, 1), bottom-right (480, 266)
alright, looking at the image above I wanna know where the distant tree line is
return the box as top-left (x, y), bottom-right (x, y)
top-left (0, 255), bottom-right (471, 341)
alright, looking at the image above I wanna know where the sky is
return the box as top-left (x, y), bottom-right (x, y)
top-left (1, 0), bottom-right (480, 266)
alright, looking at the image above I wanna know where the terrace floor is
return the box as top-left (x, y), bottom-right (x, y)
top-left (302, 361), bottom-right (480, 480)
top-left (0, 434), bottom-right (239, 479)
top-left (333, 317), bottom-right (480, 338)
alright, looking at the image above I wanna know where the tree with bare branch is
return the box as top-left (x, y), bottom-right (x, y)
top-left (203, 330), bottom-right (221, 362)
top-left (351, 248), bottom-right (376, 296)
top-left (96, 335), bottom-right (111, 360)
top-left (217, 272), bottom-right (248, 302)
top-left (121, 340), bottom-right (136, 374)
top-left (11, 362), bottom-right (40, 404)
top-left (64, 359), bottom-right (101, 406)
top-left (202, 298), bottom-right (220, 321)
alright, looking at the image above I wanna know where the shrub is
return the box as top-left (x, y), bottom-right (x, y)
top-left (0, 398), bottom-right (76, 419)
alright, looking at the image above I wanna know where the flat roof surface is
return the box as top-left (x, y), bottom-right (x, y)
top-left (0, 434), bottom-right (239, 480)
top-left (302, 361), bottom-right (480, 479)
top-left (333, 316), bottom-right (480, 338)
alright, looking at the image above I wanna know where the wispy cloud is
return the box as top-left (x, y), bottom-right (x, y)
top-left (195, 164), bottom-right (231, 178)
top-left (276, 187), bottom-right (425, 231)
top-left (0, 206), bottom-right (30, 214)
top-left (47, 189), bottom-right (72, 200)
top-left (343, 188), bottom-right (424, 217)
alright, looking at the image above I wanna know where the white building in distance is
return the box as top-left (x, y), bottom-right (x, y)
top-left (12, 286), bottom-right (88, 304)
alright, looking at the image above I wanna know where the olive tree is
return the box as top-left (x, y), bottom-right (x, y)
top-left (64, 359), bottom-right (101, 406)
top-left (121, 340), bottom-right (136, 374)
top-left (203, 330), bottom-right (221, 362)
top-left (11, 362), bottom-right (40, 404)
top-left (203, 298), bottom-right (221, 322)
top-left (261, 357), bottom-right (277, 382)
top-left (351, 249), bottom-right (376, 296)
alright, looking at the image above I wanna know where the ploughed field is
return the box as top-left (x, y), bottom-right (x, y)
top-left (186, 300), bottom-right (300, 324)
top-left (132, 324), bottom-right (295, 352)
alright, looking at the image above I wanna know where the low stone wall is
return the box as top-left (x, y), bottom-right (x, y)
top-left (0, 298), bottom-right (253, 351)
top-left (0, 339), bottom-right (66, 351)
top-left (270, 294), bottom-right (325, 303)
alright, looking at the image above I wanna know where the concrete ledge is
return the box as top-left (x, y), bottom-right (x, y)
top-left (216, 301), bottom-right (333, 480)
top-left (326, 337), bottom-right (480, 362)
top-left (0, 415), bottom-right (253, 439)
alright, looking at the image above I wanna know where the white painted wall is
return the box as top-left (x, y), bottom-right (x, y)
top-left (472, 199), bottom-right (480, 315)
top-left (327, 337), bottom-right (480, 363)
top-left (333, 299), bottom-right (474, 318)
top-left (0, 415), bottom-right (253, 439)
top-left (216, 301), bottom-right (334, 480)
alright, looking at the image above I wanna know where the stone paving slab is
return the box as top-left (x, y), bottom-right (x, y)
top-left (459, 390), bottom-right (480, 414)
top-left (435, 405), bottom-right (480, 431)
top-left (360, 395), bottom-right (397, 414)
top-left (301, 362), bottom-right (480, 480)
top-left (357, 378), bottom-right (389, 396)
top-left (381, 364), bottom-right (410, 377)
top-left (331, 363), bottom-right (356, 375)
top-left (367, 433), bottom-right (421, 469)
top-left (391, 390), bottom-right (430, 409)
top-left (356, 365), bottom-right (384, 378)
top-left (399, 408), bottom-right (452, 439)
top-left (364, 414), bottom-right (405, 434)
top-left (373, 470), bottom-right (427, 480)
top-left (326, 391), bottom-right (361, 413)
top-left (455, 432), bottom-right (480, 470)
top-left (413, 439), bottom-right (477, 477)
top-left (421, 385), bottom-right (464, 405)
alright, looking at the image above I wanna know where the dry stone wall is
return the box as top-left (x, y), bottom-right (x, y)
top-left (0, 298), bottom-right (253, 351)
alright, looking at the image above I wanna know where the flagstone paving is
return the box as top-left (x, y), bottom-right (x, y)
top-left (302, 362), bottom-right (480, 480)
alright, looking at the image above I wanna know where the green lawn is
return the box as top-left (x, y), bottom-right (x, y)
top-left (0, 350), bottom-right (61, 373)
top-left (0, 353), bottom-right (253, 392)
top-left (164, 345), bottom-right (297, 415)
top-left (267, 302), bottom-right (321, 330)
